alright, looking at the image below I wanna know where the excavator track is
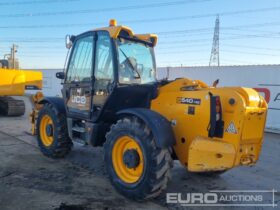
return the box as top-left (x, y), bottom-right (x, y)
top-left (0, 97), bottom-right (25, 116)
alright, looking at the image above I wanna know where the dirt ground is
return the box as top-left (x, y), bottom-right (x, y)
top-left (0, 97), bottom-right (279, 210)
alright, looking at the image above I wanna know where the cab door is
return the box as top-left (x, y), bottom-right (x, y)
top-left (92, 31), bottom-right (115, 117)
top-left (63, 33), bottom-right (95, 119)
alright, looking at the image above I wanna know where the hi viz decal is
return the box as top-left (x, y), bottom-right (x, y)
top-left (225, 121), bottom-right (238, 134)
top-left (177, 97), bottom-right (201, 105)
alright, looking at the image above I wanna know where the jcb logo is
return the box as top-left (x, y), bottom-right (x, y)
top-left (71, 95), bottom-right (86, 105)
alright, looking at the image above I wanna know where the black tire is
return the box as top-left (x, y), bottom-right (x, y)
top-left (104, 116), bottom-right (173, 200)
top-left (37, 103), bottom-right (72, 158)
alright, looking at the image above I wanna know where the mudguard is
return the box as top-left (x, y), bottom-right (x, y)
top-left (117, 108), bottom-right (176, 148)
top-left (38, 97), bottom-right (66, 114)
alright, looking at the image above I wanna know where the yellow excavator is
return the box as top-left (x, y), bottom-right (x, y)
top-left (30, 20), bottom-right (267, 200)
top-left (0, 45), bottom-right (42, 116)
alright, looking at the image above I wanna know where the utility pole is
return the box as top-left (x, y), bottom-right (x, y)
top-left (10, 44), bottom-right (18, 69)
top-left (209, 15), bottom-right (220, 66)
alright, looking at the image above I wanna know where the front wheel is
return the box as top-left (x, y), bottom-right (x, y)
top-left (104, 116), bottom-right (172, 200)
top-left (36, 103), bottom-right (72, 158)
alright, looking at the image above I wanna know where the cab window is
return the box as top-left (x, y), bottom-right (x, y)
top-left (66, 35), bottom-right (94, 83)
top-left (93, 31), bottom-right (114, 108)
top-left (94, 32), bottom-right (114, 80)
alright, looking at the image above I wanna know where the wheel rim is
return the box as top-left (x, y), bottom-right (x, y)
top-left (39, 115), bottom-right (54, 146)
top-left (112, 136), bottom-right (144, 184)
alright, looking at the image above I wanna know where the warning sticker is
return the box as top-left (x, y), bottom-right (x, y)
top-left (225, 121), bottom-right (238, 134)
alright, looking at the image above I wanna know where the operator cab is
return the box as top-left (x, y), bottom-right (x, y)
top-left (57, 20), bottom-right (159, 144)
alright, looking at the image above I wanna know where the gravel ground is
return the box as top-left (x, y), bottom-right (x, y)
top-left (0, 97), bottom-right (279, 210)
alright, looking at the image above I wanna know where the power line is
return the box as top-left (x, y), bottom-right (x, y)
top-left (0, 38), bottom-right (63, 42)
top-left (221, 59), bottom-right (268, 65)
top-left (128, 6), bottom-right (280, 23)
top-left (1, 32), bottom-right (278, 44)
top-left (0, 42), bottom-right (209, 50)
top-left (157, 43), bottom-right (211, 50)
top-left (158, 32), bottom-right (280, 45)
top-left (0, 37), bottom-right (63, 40)
top-left (1, 6), bottom-right (279, 28)
top-left (222, 33), bottom-right (280, 40)
top-left (1, 22), bottom-right (280, 43)
top-left (156, 48), bottom-right (279, 57)
top-left (157, 21), bottom-right (280, 35)
top-left (17, 54), bottom-right (66, 57)
top-left (0, 0), bottom-right (80, 6)
top-left (158, 58), bottom-right (208, 63)
top-left (222, 44), bottom-right (280, 52)
top-left (0, 23), bottom-right (94, 29)
top-left (159, 57), bottom-right (267, 65)
top-left (158, 29), bottom-right (280, 41)
top-left (0, 34), bottom-right (279, 45)
top-left (228, 28), bottom-right (279, 34)
top-left (222, 32), bottom-right (280, 38)
top-left (0, 0), bottom-right (212, 18)
top-left (157, 49), bottom-right (210, 54)
top-left (5, 44), bottom-right (279, 54)
top-left (221, 50), bottom-right (279, 57)
top-left (0, 47), bottom-right (212, 54)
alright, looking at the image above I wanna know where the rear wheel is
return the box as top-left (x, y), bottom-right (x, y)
top-left (37, 103), bottom-right (72, 158)
top-left (104, 116), bottom-right (172, 200)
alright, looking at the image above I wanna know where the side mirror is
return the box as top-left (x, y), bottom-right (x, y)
top-left (56, 72), bottom-right (65, 80)
top-left (65, 35), bottom-right (75, 49)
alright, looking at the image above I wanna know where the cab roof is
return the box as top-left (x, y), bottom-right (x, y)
top-left (93, 22), bottom-right (158, 47)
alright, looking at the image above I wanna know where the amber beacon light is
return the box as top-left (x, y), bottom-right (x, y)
top-left (109, 19), bottom-right (117, 26)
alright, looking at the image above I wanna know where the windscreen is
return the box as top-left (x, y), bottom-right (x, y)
top-left (117, 37), bottom-right (156, 84)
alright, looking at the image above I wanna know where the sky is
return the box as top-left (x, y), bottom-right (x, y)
top-left (0, 0), bottom-right (279, 69)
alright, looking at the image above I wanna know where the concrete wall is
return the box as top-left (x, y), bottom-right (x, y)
top-left (26, 69), bottom-right (63, 97)
top-left (157, 65), bottom-right (280, 132)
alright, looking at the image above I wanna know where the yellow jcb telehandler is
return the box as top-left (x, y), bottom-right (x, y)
top-left (30, 20), bottom-right (267, 200)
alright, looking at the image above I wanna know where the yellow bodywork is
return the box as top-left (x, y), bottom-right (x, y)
top-left (0, 68), bottom-right (43, 96)
top-left (188, 137), bottom-right (236, 171)
top-left (151, 78), bottom-right (267, 172)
